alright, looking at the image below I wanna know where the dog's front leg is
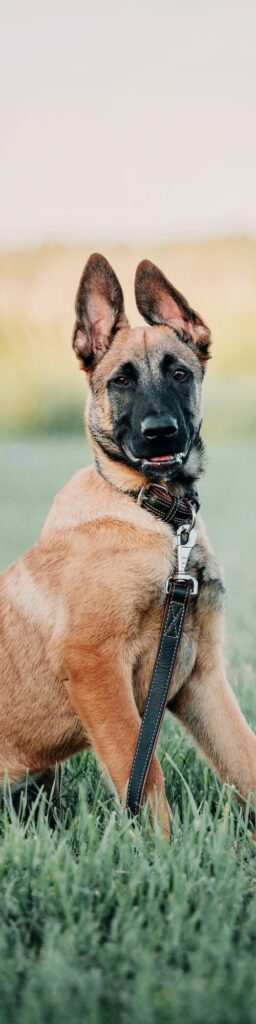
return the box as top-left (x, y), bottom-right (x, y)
top-left (64, 647), bottom-right (170, 837)
top-left (171, 655), bottom-right (256, 803)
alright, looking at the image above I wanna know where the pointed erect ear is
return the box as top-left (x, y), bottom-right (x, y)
top-left (135, 260), bottom-right (211, 362)
top-left (72, 253), bottom-right (128, 370)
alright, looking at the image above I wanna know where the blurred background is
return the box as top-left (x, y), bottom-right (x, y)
top-left (0, 0), bottom-right (256, 665)
top-left (0, 0), bottom-right (256, 439)
top-left (1, 0), bottom-right (256, 429)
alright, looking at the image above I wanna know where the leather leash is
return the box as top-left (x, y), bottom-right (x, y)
top-left (126, 484), bottom-right (199, 817)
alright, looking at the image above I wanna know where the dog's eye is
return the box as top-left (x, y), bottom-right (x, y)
top-left (173, 368), bottom-right (188, 381)
top-left (113, 375), bottom-right (130, 387)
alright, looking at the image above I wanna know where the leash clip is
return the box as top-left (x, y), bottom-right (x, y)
top-left (166, 518), bottom-right (198, 597)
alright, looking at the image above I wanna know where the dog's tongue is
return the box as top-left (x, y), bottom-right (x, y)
top-left (149, 454), bottom-right (174, 463)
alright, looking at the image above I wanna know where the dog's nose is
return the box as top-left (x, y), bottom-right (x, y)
top-left (141, 414), bottom-right (179, 441)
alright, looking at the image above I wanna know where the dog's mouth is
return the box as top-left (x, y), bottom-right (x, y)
top-left (122, 444), bottom-right (187, 473)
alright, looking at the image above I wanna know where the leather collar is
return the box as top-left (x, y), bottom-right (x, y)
top-left (94, 456), bottom-right (200, 528)
top-left (137, 483), bottom-right (200, 529)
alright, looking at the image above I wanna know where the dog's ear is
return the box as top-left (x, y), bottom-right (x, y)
top-left (135, 260), bottom-right (211, 362)
top-left (72, 253), bottom-right (128, 370)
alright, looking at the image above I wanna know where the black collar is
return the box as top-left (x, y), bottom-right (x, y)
top-left (136, 483), bottom-right (200, 529)
top-left (94, 457), bottom-right (200, 528)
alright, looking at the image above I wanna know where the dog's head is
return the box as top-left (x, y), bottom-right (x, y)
top-left (72, 254), bottom-right (211, 489)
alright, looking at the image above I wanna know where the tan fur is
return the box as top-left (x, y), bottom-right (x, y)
top-left (1, 264), bottom-right (256, 841)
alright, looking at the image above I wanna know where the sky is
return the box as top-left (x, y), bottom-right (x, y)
top-left (1, 0), bottom-right (256, 247)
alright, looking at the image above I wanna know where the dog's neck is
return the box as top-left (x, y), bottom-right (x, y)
top-left (90, 433), bottom-right (205, 499)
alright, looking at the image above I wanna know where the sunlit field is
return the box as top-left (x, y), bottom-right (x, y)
top-left (1, 238), bottom-right (256, 1023)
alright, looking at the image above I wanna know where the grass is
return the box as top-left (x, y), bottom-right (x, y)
top-left (0, 434), bottom-right (256, 1023)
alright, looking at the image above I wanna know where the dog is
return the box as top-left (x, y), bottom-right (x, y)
top-left (1, 253), bottom-right (256, 837)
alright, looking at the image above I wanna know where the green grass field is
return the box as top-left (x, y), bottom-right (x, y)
top-left (0, 435), bottom-right (256, 1023)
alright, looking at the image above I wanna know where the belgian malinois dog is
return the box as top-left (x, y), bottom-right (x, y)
top-left (1, 254), bottom-right (256, 836)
